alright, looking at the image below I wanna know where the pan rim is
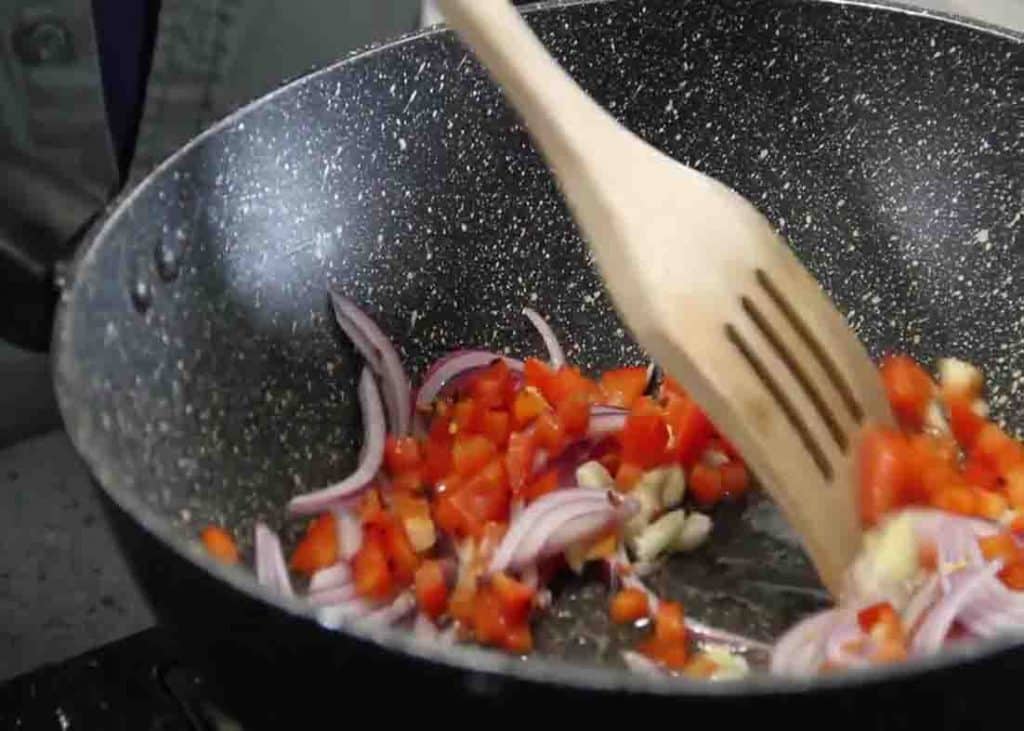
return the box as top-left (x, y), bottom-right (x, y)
top-left (53, 0), bottom-right (1024, 699)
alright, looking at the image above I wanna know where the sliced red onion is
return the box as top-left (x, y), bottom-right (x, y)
top-left (538, 506), bottom-right (630, 561)
top-left (957, 573), bottom-right (1024, 638)
top-left (622, 650), bottom-right (664, 676)
top-left (901, 574), bottom-right (942, 633)
top-left (911, 561), bottom-right (1003, 655)
top-left (254, 523), bottom-right (294, 598)
top-left (771, 609), bottom-right (842, 676)
top-left (309, 563), bottom-right (351, 594)
top-left (335, 507), bottom-right (363, 561)
top-left (587, 405), bottom-right (627, 441)
top-left (413, 613), bottom-right (439, 640)
top-left (824, 611), bottom-right (869, 669)
top-left (309, 584), bottom-right (359, 607)
top-left (317, 598), bottom-right (374, 629)
top-left (363, 592), bottom-right (416, 626)
top-left (330, 291), bottom-right (412, 435)
top-left (414, 349), bottom-right (524, 410)
top-left (522, 307), bottom-right (566, 368)
top-left (490, 489), bottom-right (630, 573)
top-left (288, 368), bottom-right (385, 515)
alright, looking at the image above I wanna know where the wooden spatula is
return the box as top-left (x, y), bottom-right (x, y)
top-left (436, 0), bottom-right (893, 595)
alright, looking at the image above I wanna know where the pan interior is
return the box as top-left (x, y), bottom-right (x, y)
top-left (54, 0), bottom-right (1023, 680)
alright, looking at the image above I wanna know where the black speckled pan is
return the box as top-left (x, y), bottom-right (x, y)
top-left (54, 0), bottom-right (1022, 725)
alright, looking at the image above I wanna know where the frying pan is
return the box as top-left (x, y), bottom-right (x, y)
top-left (52, 0), bottom-right (1022, 725)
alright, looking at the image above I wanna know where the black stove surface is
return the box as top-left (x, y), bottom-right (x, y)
top-left (0, 629), bottom-right (238, 731)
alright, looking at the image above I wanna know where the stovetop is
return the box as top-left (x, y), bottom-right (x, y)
top-left (0, 628), bottom-right (237, 731)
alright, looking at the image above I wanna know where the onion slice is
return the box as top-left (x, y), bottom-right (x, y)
top-left (489, 489), bottom-right (632, 573)
top-left (330, 290), bottom-right (412, 435)
top-left (415, 350), bottom-right (524, 411)
top-left (522, 307), bottom-right (566, 368)
top-left (335, 507), bottom-right (364, 560)
top-left (771, 609), bottom-right (842, 676)
top-left (364, 592), bottom-right (416, 626)
top-left (288, 368), bottom-right (385, 515)
top-left (587, 406), bottom-right (627, 441)
top-left (309, 584), bottom-right (358, 607)
top-left (254, 523), bottom-right (294, 598)
top-left (622, 650), bottom-right (664, 676)
top-left (309, 563), bottom-right (351, 594)
top-left (912, 561), bottom-right (1003, 655)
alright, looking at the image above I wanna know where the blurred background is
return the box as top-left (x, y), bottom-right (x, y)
top-left (0, 0), bottom-right (1019, 720)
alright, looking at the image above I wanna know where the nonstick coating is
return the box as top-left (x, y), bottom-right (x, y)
top-left (54, 0), bottom-right (1022, 713)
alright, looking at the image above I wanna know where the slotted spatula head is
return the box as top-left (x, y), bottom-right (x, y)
top-left (437, 0), bottom-right (894, 595)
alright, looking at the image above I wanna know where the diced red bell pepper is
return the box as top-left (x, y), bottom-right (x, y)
top-left (857, 602), bottom-right (899, 634)
top-left (512, 388), bottom-right (549, 429)
top-left (998, 562), bottom-right (1024, 591)
top-left (506, 430), bottom-right (536, 494)
top-left (353, 529), bottom-right (393, 600)
top-left (640, 601), bottom-right (689, 670)
top-left (502, 623), bottom-right (534, 654)
top-left (544, 366), bottom-right (597, 407)
top-left (414, 560), bottom-right (449, 619)
top-left (610, 588), bottom-right (649, 624)
top-left (522, 468), bottom-right (559, 504)
top-left (975, 489), bottom-right (1008, 521)
top-left (384, 436), bottom-right (422, 475)
top-left (472, 585), bottom-right (507, 646)
top-left (979, 533), bottom-right (1021, 563)
top-left (720, 461), bottom-right (750, 498)
top-left (524, 358), bottom-right (556, 396)
top-left (880, 355), bottom-right (935, 431)
top-left (289, 513), bottom-right (338, 575)
top-left (930, 485), bottom-right (978, 516)
top-left (471, 359), bottom-right (516, 409)
top-left (423, 415), bottom-right (456, 483)
top-left (663, 394), bottom-right (715, 467)
top-left (480, 409), bottom-right (511, 448)
top-left (946, 394), bottom-right (986, 450)
top-left (556, 392), bottom-right (590, 438)
top-left (615, 461), bottom-right (644, 491)
top-left (382, 514), bottom-right (420, 583)
top-left (619, 398), bottom-right (669, 469)
top-left (689, 463), bottom-right (725, 506)
top-left (973, 424), bottom-right (1024, 475)
top-left (444, 459), bottom-right (511, 538)
top-left (491, 572), bottom-right (535, 625)
top-left (599, 367), bottom-right (649, 409)
top-left (201, 525), bottom-right (239, 565)
top-left (963, 454), bottom-right (1002, 492)
top-left (858, 428), bottom-right (912, 527)
top-left (534, 410), bottom-right (568, 458)
top-left (652, 600), bottom-right (687, 644)
top-left (391, 469), bottom-right (425, 494)
top-left (452, 434), bottom-right (497, 477)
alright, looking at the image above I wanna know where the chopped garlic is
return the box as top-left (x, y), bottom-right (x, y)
top-left (631, 510), bottom-right (687, 563)
top-left (702, 644), bottom-right (751, 680)
top-left (848, 512), bottom-right (920, 607)
top-left (404, 516), bottom-right (436, 553)
top-left (937, 358), bottom-right (983, 398)
top-left (624, 469), bottom-right (669, 536)
top-left (923, 399), bottom-right (950, 436)
top-left (701, 449), bottom-right (729, 468)
top-left (660, 465), bottom-right (686, 508)
top-left (674, 512), bottom-right (712, 552)
top-left (576, 460), bottom-right (614, 490)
